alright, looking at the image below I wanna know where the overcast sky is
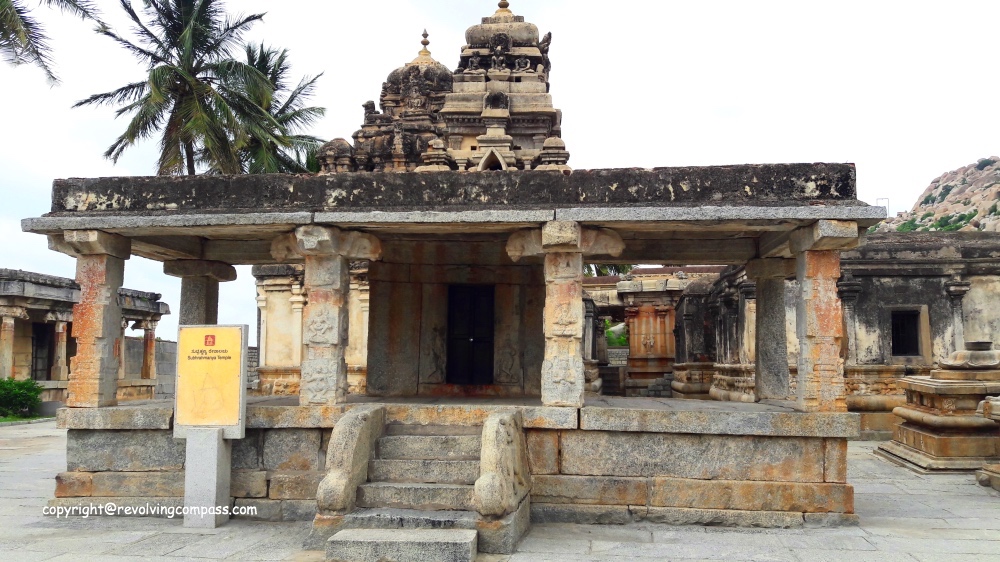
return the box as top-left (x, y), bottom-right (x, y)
top-left (2, 0), bottom-right (998, 343)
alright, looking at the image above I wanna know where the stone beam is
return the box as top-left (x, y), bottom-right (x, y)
top-left (790, 220), bottom-right (862, 253)
top-left (745, 258), bottom-right (796, 280)
top-left (132, 236), bottom-right (203, 261)
top-left (48, 230), bottom-right (131, 260)
top-left (200, 240), bottom-right (272, 265)
top-left (286, 226), bottom-right (382, 406)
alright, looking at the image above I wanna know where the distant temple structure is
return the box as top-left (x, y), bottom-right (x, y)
top-left (316, 1), bottom-right (568, 174)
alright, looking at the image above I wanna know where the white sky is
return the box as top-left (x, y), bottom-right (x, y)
top-left (1, 0), bottom-right (998, 344)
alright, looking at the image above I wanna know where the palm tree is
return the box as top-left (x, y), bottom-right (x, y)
top-left (236, 44), bottom-right (325, 174)
top-left (74, 0), bottom-right (280, 175)
top-left (585, 264), bottom-right (636, 277)
top-left (0, 0), bottom-right (100, 83)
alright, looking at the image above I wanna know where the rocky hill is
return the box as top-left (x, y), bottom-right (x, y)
top-left (876, 157), bottom-right (1000, 234)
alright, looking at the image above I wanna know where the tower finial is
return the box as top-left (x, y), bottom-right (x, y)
top-left (418, 30), bottom-right (431, 57)
top-left (499, 1), bottom-right (510, 8)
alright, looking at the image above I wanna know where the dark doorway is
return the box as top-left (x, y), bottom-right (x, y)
top-left (891, 310), bottom-right (921, 357)
top-left (447, 285), bottom-right (495, 385)
top-left (31, 323), bottom-right (54, 381)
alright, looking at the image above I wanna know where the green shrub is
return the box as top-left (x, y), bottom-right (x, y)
top-left (989, 203), bottom-right (998, 216)
top-left (921, 194), bottom-right (936, 206)
top-left (976, 158), bottom-right (997, 171)
top-left (0, 378), bottom-right (44, 418)
top-left (605, 319), bottom-right (628, 347)
top-left (896, 218), bottom-right (918, 232)
top-left (920, 212), bottom-right (934, 220)
top-left (937, 185), bottom-right (954, 204)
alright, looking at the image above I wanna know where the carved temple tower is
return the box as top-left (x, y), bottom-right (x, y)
top-left (318, 1), bottom-right (569, 174)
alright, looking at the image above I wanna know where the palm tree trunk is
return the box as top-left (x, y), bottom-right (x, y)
top-left (185, 141), bottom-right (196, 175)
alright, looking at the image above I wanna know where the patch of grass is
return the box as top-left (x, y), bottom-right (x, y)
top-left (896, 218), bottom-right (919, 232)
top-left (0, 415), bottom-right (48, 423)
top-left (920, 212), bottom-right (935, 220)
top-left (989, 203), bottom-right (998, 216)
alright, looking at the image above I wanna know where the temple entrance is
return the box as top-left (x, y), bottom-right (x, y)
top-left (30, 322), bottom-right (54, 381)
top-left (446, 285), bottom-right (495, 385)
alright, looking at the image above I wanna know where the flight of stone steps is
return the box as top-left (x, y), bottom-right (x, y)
top-left (326, 424), bottom-right (484, 562)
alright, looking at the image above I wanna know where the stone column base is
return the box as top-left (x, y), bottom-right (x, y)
top-left (976, 464), bottom-right (1000, 492)
top-left (877, 423), bottom-right (1000, 472)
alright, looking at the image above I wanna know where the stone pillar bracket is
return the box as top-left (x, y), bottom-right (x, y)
top-left (271, 226), bottom-right (383, 263)
top-left (164, 260), bottom-right (237, 282)
top-left (789, 220), bottom-right (861, 254)
top-left (49, 230), bottom-right (132, 259)
top-left (506, 222), bottom-right (624, 262)
top-left (0, 306), bottom-right (29, 320)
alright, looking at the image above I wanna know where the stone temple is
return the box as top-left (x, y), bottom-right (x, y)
top-left (17, 2), bottom-right (1000, 561)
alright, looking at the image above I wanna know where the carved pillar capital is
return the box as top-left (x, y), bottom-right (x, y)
top-left (272, 226), bottom-right (383, 263)
top-left (0, 306), bottom-right (29, 320)
top-left (506, 222), bottom-right (624, 262)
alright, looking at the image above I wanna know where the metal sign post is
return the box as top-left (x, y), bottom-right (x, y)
top-left (174, 325), bottom-right (248, 529)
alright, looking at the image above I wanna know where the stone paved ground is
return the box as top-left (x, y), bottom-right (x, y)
top-left (1, 422), bottom-right (998, 561)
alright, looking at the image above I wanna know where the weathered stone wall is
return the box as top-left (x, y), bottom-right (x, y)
top-left (54, 426), bottom-right (328, 522)
top-left (526, 409), bottom-right (855, 524)
top-left (366, 240), bottom-right (544, 397)
top-left (851, 276), bottom-right (951, 365)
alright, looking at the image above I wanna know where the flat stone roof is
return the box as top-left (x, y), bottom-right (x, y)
top-left (22, 166), bottom-right (886, 266)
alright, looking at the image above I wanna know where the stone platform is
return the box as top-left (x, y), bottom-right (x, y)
top-left (50, 395), bottom-right (860, 545)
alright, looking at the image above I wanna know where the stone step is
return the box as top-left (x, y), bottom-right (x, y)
top-left (357, 482), bottom-right (475, 511)
top-left (377, 435), bottom-right (481, 461)
top-left (327, 528), bottom-right (477, 562)
top-left (384, 424), bottom-right (482, 437)
top-left (369, 459), bottom-right (480, 485)
top-left (340, 507), bottom-right (479, 531)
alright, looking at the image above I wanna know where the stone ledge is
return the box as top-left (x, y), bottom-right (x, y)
top-left (580, 407), bottom-right (860, 438)
top-left (247, 405), bottom-right (348, 428)
top-left (57, 406), bottom-right (173, 430)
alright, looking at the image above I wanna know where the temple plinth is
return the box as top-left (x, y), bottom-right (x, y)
top-left (878, 341), bottom-right (1000, 471)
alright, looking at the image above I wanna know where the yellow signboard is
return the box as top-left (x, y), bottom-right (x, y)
top-left (175, 325), bottom-right (247, 438)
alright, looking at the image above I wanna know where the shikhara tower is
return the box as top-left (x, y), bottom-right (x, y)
top-left (318, 1), bottom-right (569, 174)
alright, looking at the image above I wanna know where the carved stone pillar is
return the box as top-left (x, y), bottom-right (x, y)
top-left (255, 287), bottom-right (268, 367)
top-left (945, 279), bottom-right (971, 355)
top-left (543, 251), bottom-right (586, 406)
top-left (738, 282), bottom-right (756, 365)
top-left (794, 250), bottom-right (847, 412)
top-left (164, 260), bottom-right (238, 326)
top-left (837, 275), bottom-right (863, 366)
top-left (746, 259), bottom-right (795, 402)
top-left (290, 281), bottom-right (306, 366)
top-left (0, 306), bottom-right (28, 380)
top-left (272, 226), bottom-right (382, 405)
top-left (139, 320), bottom-right (158, 380)
top-left (51, 320), bottom-right (70, 381)
top-left (49, 230), bottom-right (131, 408)
top-left (507, 221), bottom-right (625, 407)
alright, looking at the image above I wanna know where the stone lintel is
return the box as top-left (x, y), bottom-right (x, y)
top-left (790, 220), bottom-right (861, 254)
top-left (163, 260), bottom-right (238, 282)
top-left (580, 407), bottom-right (860, 438)
top-left (49, 230), bottom-right (131, 259)
top-left (745, 258), bottom-right (796, 280)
